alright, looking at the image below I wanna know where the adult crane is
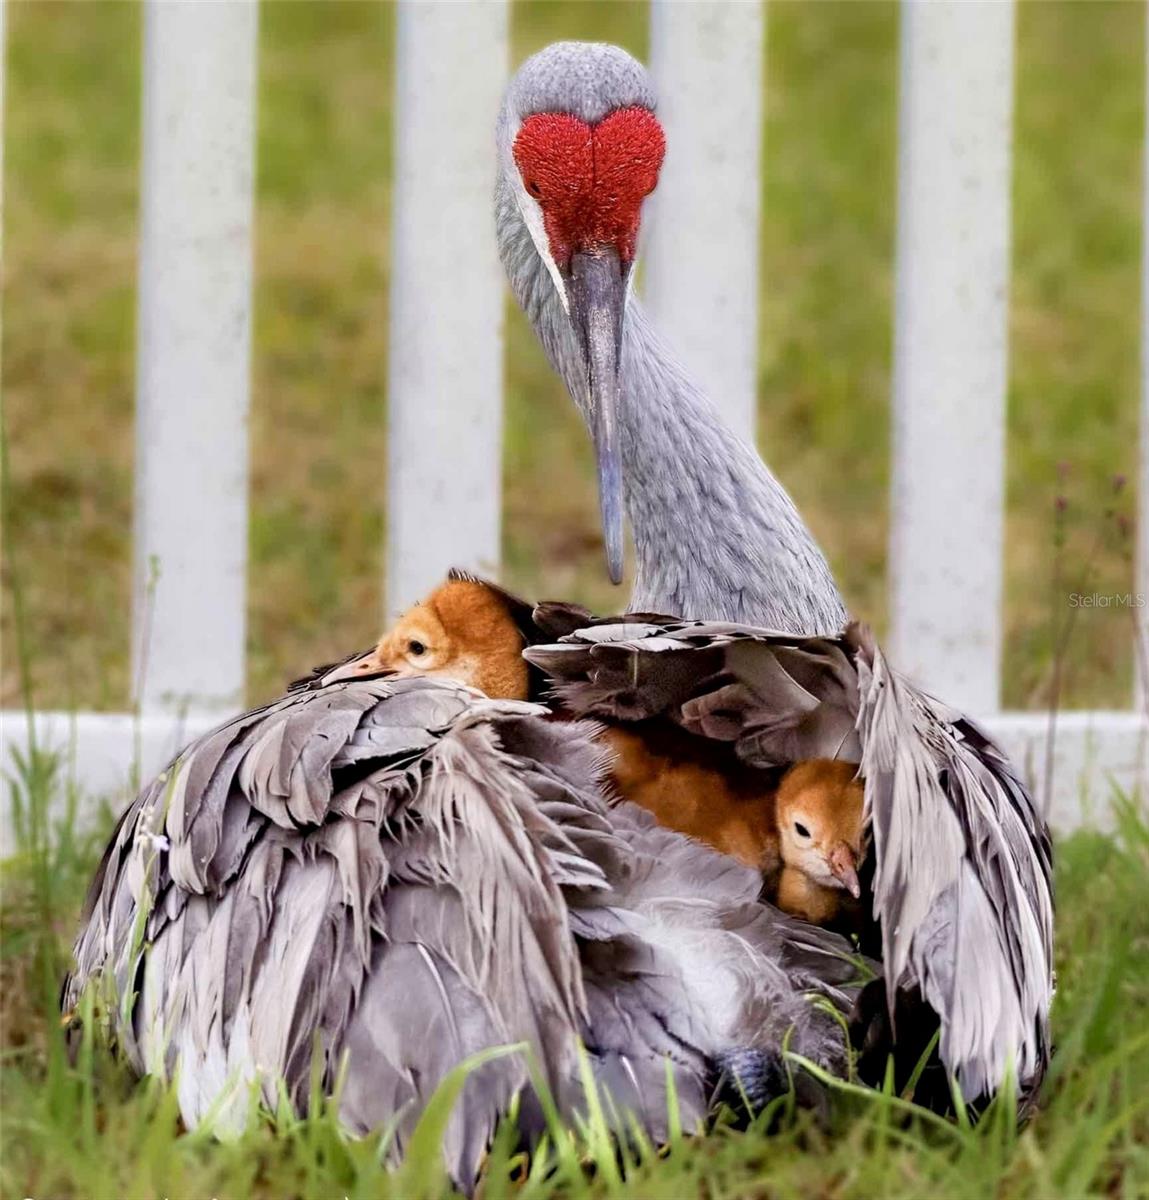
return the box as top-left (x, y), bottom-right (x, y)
top-left (494, 37), bottom-right (1052, 1103)
top-left (66, 40), bottom-right (1054, 1188)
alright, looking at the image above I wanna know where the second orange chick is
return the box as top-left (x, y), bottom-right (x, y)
top-left (607, 734), bottom-right (867, 931)
top-left (771, 760), bottom-right (866, 932)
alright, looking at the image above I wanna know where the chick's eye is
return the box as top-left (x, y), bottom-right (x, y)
top-left (407, 640), bottom-right (427, 658)
top-left (794, 822), bottom-right (810, 839)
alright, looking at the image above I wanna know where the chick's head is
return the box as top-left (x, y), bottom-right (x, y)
top-left (775, 759), bottom-right (867, 897)
top-left (369, 578), bottom-right (530, 700)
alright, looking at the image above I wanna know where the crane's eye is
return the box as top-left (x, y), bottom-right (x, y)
top-left (526, 179), bottom-right (542, 198)
top-left (407, 640), bottom-right (427, 658)
top-left (794, 822), bottom-right (810, 839)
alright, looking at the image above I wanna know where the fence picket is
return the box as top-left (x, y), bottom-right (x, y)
top-left (132, 0), bottom-right (257, 715)
top-left (646, 0), bottom-right (764, 446)
top-left (888, 0), bottom-right (1015, 715)
top-left (385, 0), bottom-right (508, 619)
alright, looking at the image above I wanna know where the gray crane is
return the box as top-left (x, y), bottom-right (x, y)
top-left (65, 39), bottom-right (1054, 1189)
top-left (495, 37), bottom-right (1053, 1102)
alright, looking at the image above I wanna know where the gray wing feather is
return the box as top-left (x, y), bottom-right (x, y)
top-left (851, 627), bottom-right (1053, 1097)
top-left (68, 680), bottom-right (590, 1174)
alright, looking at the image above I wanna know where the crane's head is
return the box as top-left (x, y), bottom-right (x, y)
top-left (499, 42), bottom-right (665, 584)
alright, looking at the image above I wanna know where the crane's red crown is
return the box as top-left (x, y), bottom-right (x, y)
top-left (513, 107), bottom-right (665, 269)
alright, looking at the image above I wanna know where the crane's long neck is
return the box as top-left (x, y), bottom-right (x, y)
top-left (498, 187), bottom-right (847, 635)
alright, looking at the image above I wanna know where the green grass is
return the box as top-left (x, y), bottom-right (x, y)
top-left (2, 1), bottom-right (1143, 713)
top-left (2, 747), bottom-right (1148, 1199)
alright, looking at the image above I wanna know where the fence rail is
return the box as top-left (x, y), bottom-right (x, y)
top-left (2, 0), bottom-right (1147, 852)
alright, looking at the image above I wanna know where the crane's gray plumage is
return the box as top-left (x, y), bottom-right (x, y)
top-left (852, 636), bottom-right (1054, 1097)
top-left (67, 673), bottom-right (861, 1184)
top-left (525, 614), bottom-right (1054, 1098)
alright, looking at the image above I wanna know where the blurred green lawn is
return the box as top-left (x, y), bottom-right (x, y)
top-left (2, 0), bottom-right (1144, 712)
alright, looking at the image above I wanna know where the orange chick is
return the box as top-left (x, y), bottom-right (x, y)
top-left (334, 576), bottom-right (529, 700)
top-left (605, 735), bottom-right (867, 931)
top-left (771, 760), bottom-right (866, 930)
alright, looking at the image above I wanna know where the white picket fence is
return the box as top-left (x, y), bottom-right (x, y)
top-left (2, 0), bottom-right (1146, 853)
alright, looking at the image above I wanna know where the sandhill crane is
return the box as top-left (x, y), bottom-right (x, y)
top-left (65, 39), bottom-right (1054, 1188)
top-left (494, 38), bottom-right (1052, 1104)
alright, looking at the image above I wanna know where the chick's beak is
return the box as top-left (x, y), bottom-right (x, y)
top-left (320, 647), bottom-right (386, 685)
top-left (828, 842), bottom-right (862, 899)
top-left (563, 245), bottom-right (628, 585)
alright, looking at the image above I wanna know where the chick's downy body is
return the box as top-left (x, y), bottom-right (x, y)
top-left (607, 733), bottom-right (867, 930)
top-left (600, 721), bottom-right (783, 874)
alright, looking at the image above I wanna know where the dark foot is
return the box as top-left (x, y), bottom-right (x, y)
top-left (711, 1047), bottom-right (827, 1127)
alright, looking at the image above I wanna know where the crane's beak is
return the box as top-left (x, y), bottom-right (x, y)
top-left (564, 246), bottom-right (627, 585)
top-left (828, 843), bottom-right (862, 899)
